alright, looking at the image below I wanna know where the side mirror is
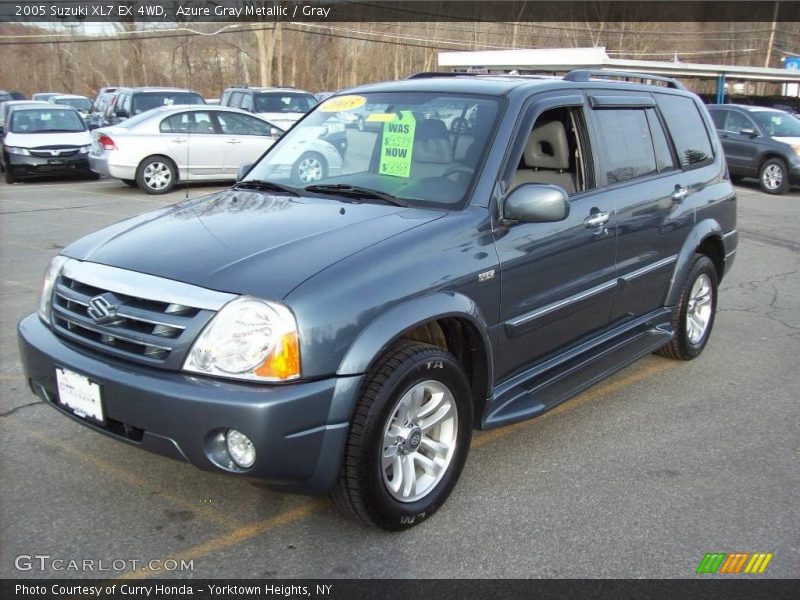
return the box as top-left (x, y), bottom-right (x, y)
top-left (740, 128), bottom-right (758, 137)
top-left (503, 184), bottom-right (570, 224)
top-left (269, 126), bottom-right (283, 137)
top-left (236, 163), bottom-right (253, 182)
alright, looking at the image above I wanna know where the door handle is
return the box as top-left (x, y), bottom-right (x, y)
top-left (226, 139), bottom-right (242, 145)
top-left (584, 212), bottom-right (610, 229)
top-left (672, 186), bottom-right (689, 203)
top-left (172, 138), bottom-right (187, 144)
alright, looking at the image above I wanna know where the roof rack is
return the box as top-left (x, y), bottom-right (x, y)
top-left (406, 72), bottom-right (483, 79)
top-left (564, 69), bottom-right (686, 90)
top-left (229, 84), bottom-right (249, 89)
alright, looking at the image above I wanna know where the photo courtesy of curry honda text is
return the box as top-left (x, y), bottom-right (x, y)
top-left (18, 70), bottom-right (737, 530)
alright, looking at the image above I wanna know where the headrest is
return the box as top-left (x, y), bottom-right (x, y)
top-left (523, 120), bottom-right (570, 170)
top-left (413, 118), bottom-right (453, 164)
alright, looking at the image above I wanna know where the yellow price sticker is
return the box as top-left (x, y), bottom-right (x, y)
top-left (318, 95), bottom-right (366, 113)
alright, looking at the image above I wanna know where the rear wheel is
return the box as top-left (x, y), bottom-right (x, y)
top-left (656, 254), bottom-right (718, 360)
top-left (291, 152), bottom-right (327, 184)
top-left (759, 158), bottom-right (789, 194)
top-left (136, 156), bottom-right (176, 194)
top-left (330, 341), bottom-right (472, 530)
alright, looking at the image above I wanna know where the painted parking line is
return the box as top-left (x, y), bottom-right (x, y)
top-left (116, 358), bottom-right (676, 575)
top-left (117, 499), bottom-right (328, 579)
top-left (10, 419), bottom-right (243, 531)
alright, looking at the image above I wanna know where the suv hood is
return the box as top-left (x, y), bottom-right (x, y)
top-left (62, 189), bottom-right (444, 300)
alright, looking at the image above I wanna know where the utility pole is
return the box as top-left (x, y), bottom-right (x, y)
top-left (762, 1), bottom-right (780, 95)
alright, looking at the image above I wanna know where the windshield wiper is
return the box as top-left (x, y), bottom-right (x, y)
top-left (304, 184), bottom-right (410, 207)
top-left (232, 179), bottom-right (300, 196)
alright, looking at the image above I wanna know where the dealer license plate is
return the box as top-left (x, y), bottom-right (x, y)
top-left (55, 367), bottom-right (104, 423)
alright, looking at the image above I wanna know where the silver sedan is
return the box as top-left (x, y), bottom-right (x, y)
top-left (89, 105), bottom-right (284, 194)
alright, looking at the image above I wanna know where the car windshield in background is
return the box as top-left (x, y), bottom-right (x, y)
top-left (752, 110), bottom-right (800, 137)
top-left (244, 92), bottom-right (501, 208)
top-left (132, 93), bottom-right (204, 115)
top-left (254, 93), bottom-right (317, 113)
top-left (57, 98), bottom-right (92, 112)
top-left (9, 108), bottom-right (85, 133)
top-left (0, 92), bottom-right (12, 103)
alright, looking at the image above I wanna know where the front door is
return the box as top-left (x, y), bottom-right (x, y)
top-left (493, 100), bottom-right (617, 384)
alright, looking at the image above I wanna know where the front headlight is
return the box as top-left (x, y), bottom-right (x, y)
top-left (6, 146), bottom-right (31, 156)
top-left (184, 296), bottom-right (300, 382)
top-left (38, 256), bottom-right (69, 325)
top-left (78, 145), bottom-right (91, 154)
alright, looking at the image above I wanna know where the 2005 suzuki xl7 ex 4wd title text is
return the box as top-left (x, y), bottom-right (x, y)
top-left (18, 70), bottom-right (737, 530)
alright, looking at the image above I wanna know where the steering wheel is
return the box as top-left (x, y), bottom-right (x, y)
top-left (441, 165), bottom-right (473, 180)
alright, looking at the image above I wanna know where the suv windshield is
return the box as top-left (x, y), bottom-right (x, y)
top-left (132, 92), bottom-right (204, 115)
top-left (254, 92), bottom-right (316, 114)
top-left (244, 92), bottom-right (501, 207)
top-left (55, 97), bottom-right (92, 112)
top-left (9, 108), bottom-right (85, 133)
top-left (752, 110), bottom-right (800, 137)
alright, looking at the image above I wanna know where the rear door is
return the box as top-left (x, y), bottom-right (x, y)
top-left (493, 94), bottom-right (618, 383)
top-left (609, 92), bottom-right (716, 322)
top-left (159, 111), bottom-right (223, 178)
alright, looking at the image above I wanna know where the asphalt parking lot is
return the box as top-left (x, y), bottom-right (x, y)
top-left (0, 175), bottom-right (798, 579)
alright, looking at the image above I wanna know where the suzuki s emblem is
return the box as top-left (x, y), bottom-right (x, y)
top-left (87, 294), bottom-right (120, 324)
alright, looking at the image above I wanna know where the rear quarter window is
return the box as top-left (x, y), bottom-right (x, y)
top-left (655, 94), bottom-right (715, 169)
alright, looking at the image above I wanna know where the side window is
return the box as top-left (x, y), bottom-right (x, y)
top-left (229, 92), bottom-right (242, 109)
top-left (646, 109), bottom-right (677, 173)
top-left (240, 94), bottom-right (253, 111)
top-left (592, 108), bottom-right (657, 184)
top-left (121, 94), bottom-right (132, 113)
top-left (221, 90), bottom-right (231, 106)
top-left (709, 109), bottom-right (726, 129)
top-left (160, 112), bottom-right (215, 134)
top-left (725, 111), bottom-right (755, 133)
top-left (655, 94), bottom-right (714, 169)
top-left (508, 106), bottom-right (592, 196)
top-left (160, 113), bottom-right (189, 134)
top-left (216, 112), bottom-right (270, 135)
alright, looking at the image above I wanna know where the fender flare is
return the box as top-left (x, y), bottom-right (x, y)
top-left (665, 218), bottom-right (723, 306)
top-left (336, 291), bottom-right (495, 400)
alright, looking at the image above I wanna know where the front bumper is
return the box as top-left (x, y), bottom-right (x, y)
top-left (7, 153), bottom-right (91, 178)
top-left (18, 314), bottom-right (358, 494)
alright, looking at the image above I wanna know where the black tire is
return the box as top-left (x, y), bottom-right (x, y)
top-left (759, 157), bottom-right (790, 195)
top-left (656, 254), bottom-right (718, 361)
top-left (5, 169), bottom-right (17, 184)
top-left (85, 171), bottom-right (100, 181)
top-left (136, 156), bottom-right (177, 195)
top-left (291, 152), bottom-right (327, 184)
top-left (330, 341), bottom-right (473, 531)
top-left (730, 174), bottom-right (745, 184)
top-left (121, 179), bottom-right (138, 188)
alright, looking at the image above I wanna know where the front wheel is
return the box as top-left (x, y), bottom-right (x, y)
top-left (136, 156), bottom-right (177, 194)
top-left (656, 253), bottom-right (718, 360)
top-left (330, 341), bottom-right (473, 530)
top-left (759, 158), bottom-right (789, 194)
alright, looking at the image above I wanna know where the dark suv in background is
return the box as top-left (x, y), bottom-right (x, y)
top-left (107, 87), bottom-right (205, 125)
top-left (708, 104), bottom-right (800, 194)
top-left (18, 70), bottom-right (736, 530)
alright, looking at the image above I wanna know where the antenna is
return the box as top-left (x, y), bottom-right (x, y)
top-left (185, 110), bottom-right (190, 201)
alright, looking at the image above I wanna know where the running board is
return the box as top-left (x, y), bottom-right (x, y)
top-left (482, 309), bottom-right (673, 429)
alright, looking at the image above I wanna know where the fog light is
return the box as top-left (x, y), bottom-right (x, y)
top-left (226, 430), bottom-right (256, 468)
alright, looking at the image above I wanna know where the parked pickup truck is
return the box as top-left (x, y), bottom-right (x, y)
top-left (18, 70), bottom-right (737, 530)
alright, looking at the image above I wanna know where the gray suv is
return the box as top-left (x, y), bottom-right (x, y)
top-left (708, 103), bottom-right (800, 194)
top-left (18, 70), bottom-right (737, 530)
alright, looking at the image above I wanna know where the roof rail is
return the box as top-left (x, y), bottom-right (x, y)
top-left (229, 83), bottom-right (249, 89)
top-left (406, 71), bottom-right (483, 79)
top-left (564, 69), bottom-right (686, 90)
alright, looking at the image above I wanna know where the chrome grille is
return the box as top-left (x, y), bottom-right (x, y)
top-left (50, 260), bottom-right (235, 369)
